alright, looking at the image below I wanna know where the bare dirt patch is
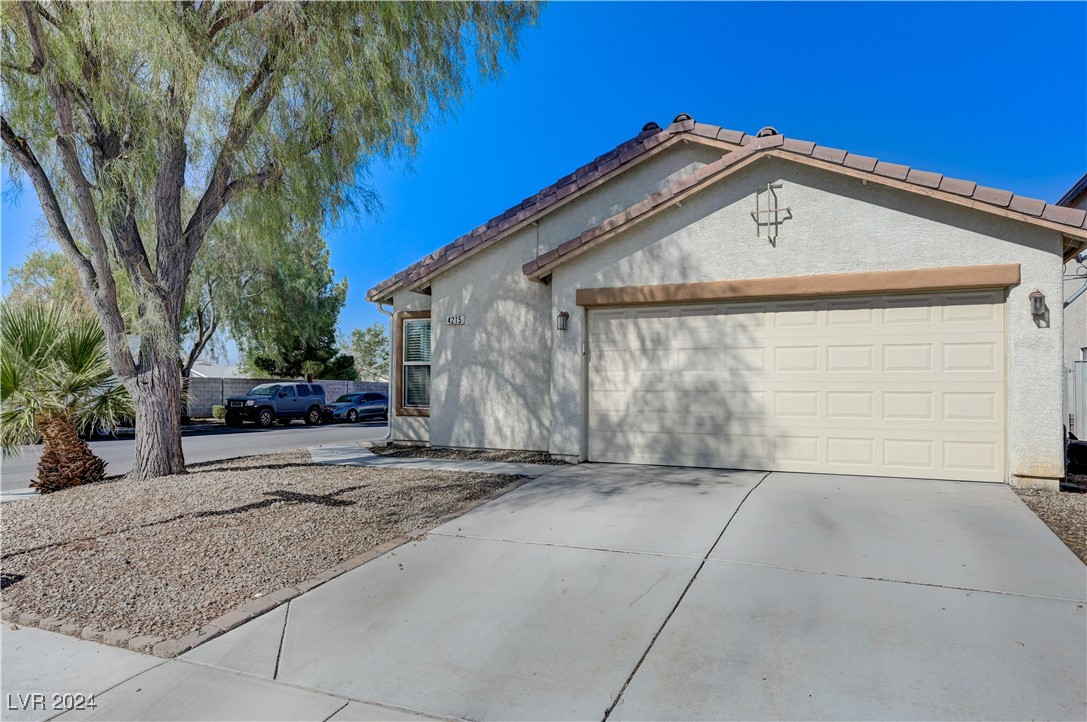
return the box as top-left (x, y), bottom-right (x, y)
top-left (371, 444), bottom-right (569, 465)
top-left (1, 450), bottom-right (520, 639)
top-left (1015, 483), bottom-right (1087, 563)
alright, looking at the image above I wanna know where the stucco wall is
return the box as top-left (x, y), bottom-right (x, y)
top-left (428, 228), bottom-right (553, 450)
top-left (389, 290), bottom-right (431, 443)
top-left (548, 157), bottom-right (1066, 484)
top-left (534, 142), bottom-right (723, 256)
top-left (387, 140), bottom-right (723, 450)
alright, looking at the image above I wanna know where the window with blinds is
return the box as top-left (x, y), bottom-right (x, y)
top-left (402, 319), bottom-right (431, 407)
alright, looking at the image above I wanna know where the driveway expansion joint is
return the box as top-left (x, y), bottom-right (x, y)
top-left (601, 471), bottom-right (771, 721)
top-left (426, 531), bottom-right (708, 560)
top-left (273, 600), bottom-right (291, 680)
top-left (706, 557), bottom-right (1087, 603)
top-left (176, 655), bottom-right (465, 722)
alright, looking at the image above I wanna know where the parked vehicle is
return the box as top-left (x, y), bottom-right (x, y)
top-left (323, 392), bottom-right (388, 423)
top-left (224, 383), bottom-right (326, 428)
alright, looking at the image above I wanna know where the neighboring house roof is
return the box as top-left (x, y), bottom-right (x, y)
top-left (1058, 172), bottom-right (1087, 207)
top-left (369, 115), bottom-right (1087, 300)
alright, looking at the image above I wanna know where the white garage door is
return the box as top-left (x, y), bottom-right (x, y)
top-left (587, 291), bottom-right (1007, 482)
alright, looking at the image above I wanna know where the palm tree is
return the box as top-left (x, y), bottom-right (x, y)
top-left (1, 301), bottom-right (133, 493)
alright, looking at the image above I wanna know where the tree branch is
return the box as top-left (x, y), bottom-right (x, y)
top-left (1, 116), bottom-right (90, 276)
top-left (2, 60), bottom-right (41, 75)
top-left (181, 47), bottom-right (281, 273)
top-left (16, 3), bottom-right (136, 378)
top-left (208, 1), bottom-right (270, 41)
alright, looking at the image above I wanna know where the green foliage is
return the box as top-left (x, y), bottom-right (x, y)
top-left (300, 360), bottom-right (324, 382)
top-left (5, 249), bottom-right (86, 311)
top-left (0, 300), bottom-right (134, 455)
top-left (236, 223), bottom-right (357, 380)
top-left (6, 248), bottom-right (139, 322)
top-left (347, 322), bottom-right (390, 380)
top-left (211, 404), bottom-right (226, 420)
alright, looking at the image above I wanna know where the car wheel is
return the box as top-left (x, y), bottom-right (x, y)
top-left (305, 406), bottom-right (321, 425)
top-left (258, 409), bottom-right (275, 428)
top-left (346, 409), bottom-right (358, 423)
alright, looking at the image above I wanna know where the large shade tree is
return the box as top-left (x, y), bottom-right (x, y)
top-left (1, 1), bottom-right (539, 478)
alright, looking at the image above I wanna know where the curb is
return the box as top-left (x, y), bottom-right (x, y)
top-left (0, 476), bottom-right (530, 658)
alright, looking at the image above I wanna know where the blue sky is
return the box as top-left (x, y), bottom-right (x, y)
top-left (2, 1), bottom-right (1085, 357)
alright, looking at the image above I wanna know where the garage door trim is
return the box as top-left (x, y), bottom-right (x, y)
top-left (575, 264), bottom-right (1020, 307)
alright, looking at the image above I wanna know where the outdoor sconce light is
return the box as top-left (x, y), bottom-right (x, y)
top-left (556, 311), bottom-right (569, 331)
top-left (1029, 290), bottom-right (1046, 317)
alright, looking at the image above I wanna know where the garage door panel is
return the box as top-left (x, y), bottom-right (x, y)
top-left (587, 291), bottom-right (1007, 482)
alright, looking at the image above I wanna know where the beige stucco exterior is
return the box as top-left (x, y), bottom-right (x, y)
top-left (385, 143), bottom-right (1072, 485)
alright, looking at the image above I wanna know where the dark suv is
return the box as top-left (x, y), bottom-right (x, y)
top-left (224, 383), bottom-right (326, 428)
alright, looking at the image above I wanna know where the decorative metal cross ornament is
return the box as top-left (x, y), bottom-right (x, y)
top-left (751, 182), bottom-right (792, 245)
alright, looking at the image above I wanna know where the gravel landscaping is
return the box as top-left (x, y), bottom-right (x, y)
top-left (1, 450), bottom-right (522, 640)
top-left (1015, 482), bottom-right (1087, 563)
top-left (371, 443), bottom-right (569, 465)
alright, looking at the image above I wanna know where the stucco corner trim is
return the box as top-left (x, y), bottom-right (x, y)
top-left (575, 264), bottom-right (1021, 307)
top-left (393, 310), bottom-right (431, 418)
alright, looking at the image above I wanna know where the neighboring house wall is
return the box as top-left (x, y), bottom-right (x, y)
top-left (1067, 259), bottom-right (1086, 366)
top-left (187, 377), bottom-right (387, 417)
top-left (546, 158), bottom-right (1066, 482)
top-left (1063, 190), bottom-right (1087, 369)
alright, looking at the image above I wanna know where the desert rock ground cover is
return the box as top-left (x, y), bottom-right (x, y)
top-left (1, 450), bottom-right (520, 639)
top-left (1015, 479), bottom-right (1087, 563)
top-left (372, 444), bottom-right (569, 465)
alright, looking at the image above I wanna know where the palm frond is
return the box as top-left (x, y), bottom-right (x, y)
top-left (0, 300), bottom-right (130, 456)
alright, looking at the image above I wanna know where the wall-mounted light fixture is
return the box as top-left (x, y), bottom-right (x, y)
top-left (556, 311), bottom-right (569, 331)
top-left (1029, 290), bottom-right (1046, 317)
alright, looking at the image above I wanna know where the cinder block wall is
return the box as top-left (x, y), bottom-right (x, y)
top-left (186, 378), bottom-right (388, 417)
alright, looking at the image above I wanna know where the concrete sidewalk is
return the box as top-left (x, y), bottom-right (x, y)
top-left (1, 625), bottom-right (418, 721)
top-left (3, 465), bottom-right (1084, 721)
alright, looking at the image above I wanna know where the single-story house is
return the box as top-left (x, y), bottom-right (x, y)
top-left (368, 114), bottom-right (1087, 488)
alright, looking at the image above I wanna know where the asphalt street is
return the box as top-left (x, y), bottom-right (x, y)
top-left (0, 422), bottom-right (388, 492)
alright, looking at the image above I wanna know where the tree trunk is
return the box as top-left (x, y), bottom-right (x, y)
top-left (127, 327), bottom-right (187, 479)
top-left (33, 415), bottom-right (107, 493)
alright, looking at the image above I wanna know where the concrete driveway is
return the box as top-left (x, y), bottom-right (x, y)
top-left (51, 465), bottom-right (1087, 721)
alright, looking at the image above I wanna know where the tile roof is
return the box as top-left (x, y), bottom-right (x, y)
top-left (369, 116), bottom-right (1087, 300)
top-left (524, 126), bottom-right (1087, 279)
